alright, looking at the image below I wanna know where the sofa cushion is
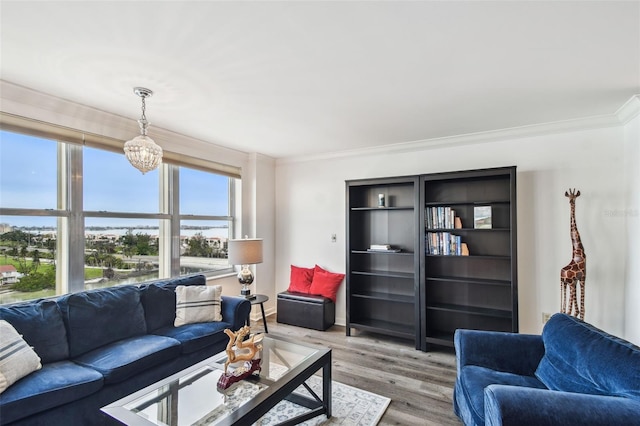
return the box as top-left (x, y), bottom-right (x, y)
top-left (0, 320), bottom-right (42, 394)
top-left (0, 299), bottom-right (69, 363)
top-left (141, 275), bottom-right (208, 331)
top-left (153, 321), bottom-right (230, 354)
top-left (535, 313), bottom-right (640, 400)
top-left (458, 365), bottom-right (547, 426)
top-left (141, 283), bottom-right (177, 332)
top-left (0, 360), bottom-right (103, 425)
top-left (174, 285), bottom-right (222, 326)
top-left (151, 274), bottom-right (207, 291)
top-left (73, 334), bottom-right (181, 384)
top-left (64, 285), bottom-right (147, 358)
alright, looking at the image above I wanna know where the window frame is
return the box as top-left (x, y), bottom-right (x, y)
top-left (0, 126), bottom-right (238, 303)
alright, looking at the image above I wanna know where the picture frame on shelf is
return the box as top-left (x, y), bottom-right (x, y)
top-left (473, 206), bottom-right (492, 229)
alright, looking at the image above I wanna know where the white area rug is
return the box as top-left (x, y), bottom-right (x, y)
top-left (255, 375), bottom-right (391, 426)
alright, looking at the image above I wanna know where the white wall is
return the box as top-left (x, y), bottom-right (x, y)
top-left (275, 119), bottom-right (637, 340)
top-left (623, 102), bottom-right (640, 343)
top-left (247, 153), bottom-right (277, 320)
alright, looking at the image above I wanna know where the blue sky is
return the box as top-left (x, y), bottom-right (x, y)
top-left (0, 130), bottom-right (229, 228)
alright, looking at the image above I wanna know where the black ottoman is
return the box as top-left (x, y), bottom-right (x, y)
top-left (276, 291), bottom-right (335, 331)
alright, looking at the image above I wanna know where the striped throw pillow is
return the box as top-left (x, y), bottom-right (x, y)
top-left (174, 285), bottom-right (222, 326)
top-left (0, 320), bottom-right (42, 394)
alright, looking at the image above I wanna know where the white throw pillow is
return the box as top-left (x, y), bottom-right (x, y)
top-left (0, 320), bottom-right (42, 394)
top-left (174, 285), bottom-right (222, 326)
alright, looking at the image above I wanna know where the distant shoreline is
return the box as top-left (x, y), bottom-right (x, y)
top-left (4, 225), bottom-right (229, 231)
top-left (1, 226), bottom-right (230, 238)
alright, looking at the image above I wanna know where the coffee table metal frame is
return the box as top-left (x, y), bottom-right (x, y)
top-left (101, 335), bottom-right (331, 426)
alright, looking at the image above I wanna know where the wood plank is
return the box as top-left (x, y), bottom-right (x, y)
top-left (259, 318), bottom-right (463, 425)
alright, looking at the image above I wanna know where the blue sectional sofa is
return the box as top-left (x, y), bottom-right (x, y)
top-left (0, 275), bottom-right (251, 425)
top-left (454, 313), bottom-right (640, 426)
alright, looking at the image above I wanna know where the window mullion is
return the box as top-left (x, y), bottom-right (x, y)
top-left (62, 143), bottom-right (85, 293)
top-left (170, 166), bottom-right (180, 277)
top-left (159, 164), bottom-right (180, 278)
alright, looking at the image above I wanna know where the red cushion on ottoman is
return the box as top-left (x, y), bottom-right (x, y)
top-left (309, 265), bottom-right (344, 303)
top-left (288, 265), bottom-right (314, 294)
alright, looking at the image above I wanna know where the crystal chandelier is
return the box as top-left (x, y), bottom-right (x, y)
top-left (124, 87), bottom-right (163, 174)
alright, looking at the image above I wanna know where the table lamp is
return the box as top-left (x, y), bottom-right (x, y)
top-left (228, 236), bottom-right (263, 298)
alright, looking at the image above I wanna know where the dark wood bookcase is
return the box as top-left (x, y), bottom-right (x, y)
top-left (345, 176), bottom-right (421, 349)
top-left (420, 167), bottom-right (518, 350)
top-left (346, 167), bottom-right (517, 351)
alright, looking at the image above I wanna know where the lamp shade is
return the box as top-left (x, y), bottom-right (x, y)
top-left (228, 238), bottom-right (263, 265)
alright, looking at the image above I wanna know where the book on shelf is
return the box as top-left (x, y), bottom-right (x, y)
top-left (367, 244), bottom-right (401, 253)
top-left (425, 206), bottom-right (458, 229)
top-left (426, 232), bottom-right (464, 255)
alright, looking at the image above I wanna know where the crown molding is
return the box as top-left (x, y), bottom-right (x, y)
top-left (278, 95), bottom-right (640, 165)
top-left (4, 80), bottom-right (637, 168)
top-left (615, 94), bottom-right (640, 124)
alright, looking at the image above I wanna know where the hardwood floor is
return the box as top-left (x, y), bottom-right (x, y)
top-left (253, 317), bottom-right (462, 425)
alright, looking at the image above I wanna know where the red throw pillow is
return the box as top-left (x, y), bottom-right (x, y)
top-left (288, 265), bottom-right (314, 294)
top-left (309, 265), bottom-right (345, 303)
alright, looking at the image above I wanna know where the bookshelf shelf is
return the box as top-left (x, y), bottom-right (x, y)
top-left (351, 206), bottom-right (414, 211)
top-left (351, 250), bottom-right (414, 256)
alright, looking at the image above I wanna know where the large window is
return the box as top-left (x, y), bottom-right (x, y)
top-left (84, 147), bottom-right (160, 213)
top-left (0, 132), bottom-right (57, 209)
top-left (179, 167), bottom-right (232, 275)
top-left (0, 129), bottom-right (236, 305)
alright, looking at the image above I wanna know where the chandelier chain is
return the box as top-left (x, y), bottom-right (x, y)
top-left (141, 96), bottom-right (147, 122)
top-left (139, 93), bottom-right (148, 136)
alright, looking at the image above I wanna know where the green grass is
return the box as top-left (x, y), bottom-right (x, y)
top-left (0, 257), bottom-right (20, 267)
top-left (0, 257), bottom-right (55, 273)
top-left (0, 258), bottom-right (101, 303)
top-left (84, 267), bottom-right (104, 280)
top-left (1, 257), bottom-right (102, 279)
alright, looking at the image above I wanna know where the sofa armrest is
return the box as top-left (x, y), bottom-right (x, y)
top-left (220, 296), bottom-right (251, 331)
top-left (485, 385), bottom-right (640, 426)
top-left (454, 329), bottom-right (545, 376)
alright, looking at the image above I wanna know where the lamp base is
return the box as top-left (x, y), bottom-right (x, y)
top-left (238, 266), bottom-right (254, 299)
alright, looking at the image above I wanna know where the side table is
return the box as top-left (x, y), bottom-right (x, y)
top-left (246, 294), bottom-right (269, 333)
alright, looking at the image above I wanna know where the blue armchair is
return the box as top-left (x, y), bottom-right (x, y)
top-left (453, 313), bottom-right (640, 426)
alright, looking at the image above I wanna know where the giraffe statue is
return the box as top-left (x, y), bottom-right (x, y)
top-left (560, 189), bottom-right (586, 320)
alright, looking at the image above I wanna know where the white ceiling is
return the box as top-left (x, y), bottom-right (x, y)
top-left (1, 1), bottom-right (638, 159)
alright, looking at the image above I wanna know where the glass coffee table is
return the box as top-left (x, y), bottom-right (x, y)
top-left (102, 335), bottom-right (331, 425)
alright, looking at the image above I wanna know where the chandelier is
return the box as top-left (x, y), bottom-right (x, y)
top-left (124, 87), bottom-right (163, 174)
